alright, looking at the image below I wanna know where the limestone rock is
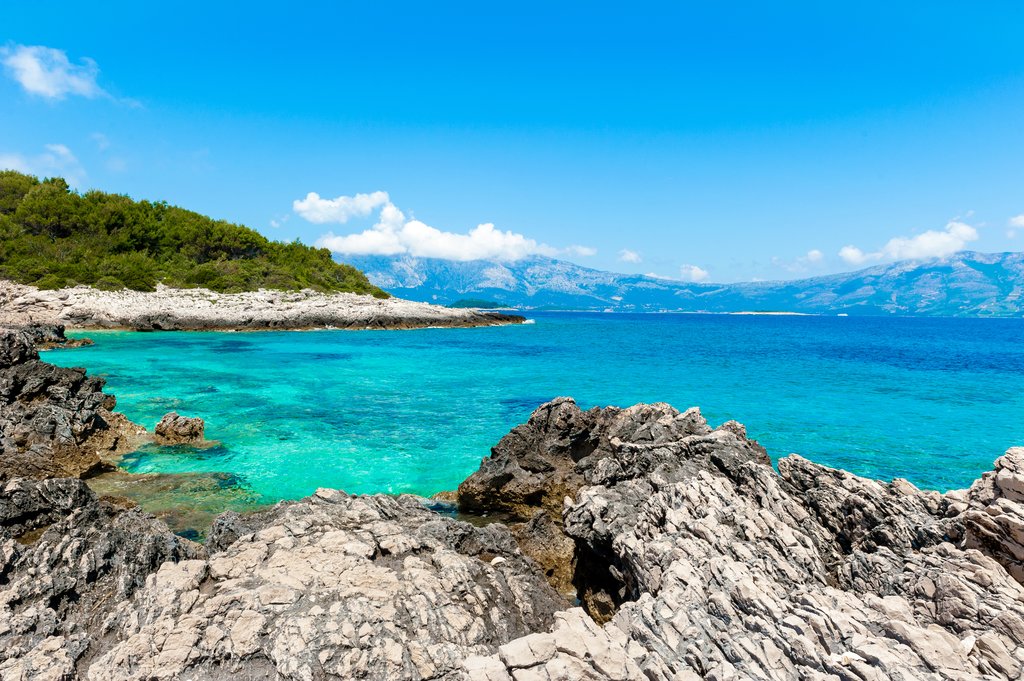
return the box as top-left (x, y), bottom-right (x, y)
top-left (154, 411), bottom-right (206, 445)
top-left (0, 279), bottom-right (525, 331)
top-left (464, 398), bottom-right (1024, 680)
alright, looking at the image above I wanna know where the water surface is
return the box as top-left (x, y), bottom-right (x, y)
top-left (47, 313), bottom-right (1024, 507)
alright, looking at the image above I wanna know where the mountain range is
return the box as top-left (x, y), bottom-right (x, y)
top-left (342, 251), bottom-right (1024, 317)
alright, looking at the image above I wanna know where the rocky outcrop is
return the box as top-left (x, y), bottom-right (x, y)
top-left (0, 477), bottom-right (205, 680)
top-left (462, 398), bottom-right (1024, 680)
top-left (0, 280), bottom-right (525, 331)
top-left (952, 447), bottom-right (1024, 582)
top-left (4, 390), bottom-right (1024, 679)
top-left (11, 323), bottom-right (93, 350)
top-left (0, 479), bottom-right (565, 680)
top-left (154, 411), bottom-right (206, 445)
top-left (0, 329), bottom-right (145, 480)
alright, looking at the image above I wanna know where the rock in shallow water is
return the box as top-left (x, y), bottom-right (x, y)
top-left (154, 411), bottom-right (206, 445)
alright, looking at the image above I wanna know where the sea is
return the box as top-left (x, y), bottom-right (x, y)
top-left (46, 312), bottom-right (1024, 511)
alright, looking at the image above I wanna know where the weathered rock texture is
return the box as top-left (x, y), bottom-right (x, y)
top-left (461, 398), bottom-right (1024, 680)
top-left (0, 329), bottom-right (145, 480)
top-left (9, 324), bottom-right (93, 350)
top-left (0, 477), bottom-right (206, 681)
top-left (0, 280), bottom-right (524, 331)
top-left (0, 480), bottom-right (565, 680)
top-left (4, 392), bottom-right (1024, 680)
top-left (154, 411), bottom-right (206, 445)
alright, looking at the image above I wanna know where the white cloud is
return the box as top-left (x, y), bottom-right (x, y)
top-left (1008, 215), bottom-right (1024, 239)
top-left (564, 245), bottom-right (597, 257)
top-left (679, 264), bottom-right (710, 282)
top-left (839, 220), bottom-right (979, 266)
top-left (775, 248), bottom-right (827, 273)
top-left (0, 143), bottom-right (85, 187)
top-left (838, 245), bottom-right (870, 265)
top-left (618, 249), bottom-right (642, 263)
top-left (302, 190), bottom-right (592, 262)
top-left (293, 190), bottom-right (391, 224)
top-left (1, 44), bottom-right (106, 100)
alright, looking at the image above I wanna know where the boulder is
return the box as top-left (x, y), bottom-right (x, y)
top-left (154, 411), bottom-right (206, 445)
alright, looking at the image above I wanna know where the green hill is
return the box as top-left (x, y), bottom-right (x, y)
top-left (0, 171), bottom-right (387, 297)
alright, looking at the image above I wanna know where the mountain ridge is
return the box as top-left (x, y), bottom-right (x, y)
top-left (341, 251), bottom-right (1024, 316)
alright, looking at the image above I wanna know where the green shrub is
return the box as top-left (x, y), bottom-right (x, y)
top-left (34, 273), bottom-right (67, 290)
top-left (0, 171), bottom-right (387, 297)
top-left (93, 276), bottom-right (126, 291)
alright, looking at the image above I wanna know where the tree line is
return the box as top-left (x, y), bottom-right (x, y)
top-left (0, 170), bottom-right (387, 297)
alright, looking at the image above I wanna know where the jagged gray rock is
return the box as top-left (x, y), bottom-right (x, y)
top-left (0, 328), bottom-right (145, 480)
top-left (0, 480), bottom-right (566, 680)
top-left (463, 398), bottom-right (1024, 680)
top-left (0, 477), bottom-right (205, 681)
top-left (154, 411), bottom-right (206, 445)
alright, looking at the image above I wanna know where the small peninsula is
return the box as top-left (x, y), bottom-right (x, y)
top-left (0, 172), bottom-right (522, 330)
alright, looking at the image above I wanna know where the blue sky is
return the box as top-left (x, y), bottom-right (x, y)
top-left (2, 1), bottom-right (1023, 282)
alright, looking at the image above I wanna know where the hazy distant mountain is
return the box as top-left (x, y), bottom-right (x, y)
top-left (341, 251), bottom-right (1024, 316)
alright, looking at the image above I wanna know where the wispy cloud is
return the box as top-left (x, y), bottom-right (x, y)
top-left (564, 245), bottom-right (597, 257)
top-left (1008, 214), bottom-right (1024, 239)
top-left (839, 220), bottom-right (979, 265)
top-left (618, 249), bottom-right (642, 263)
top-left (0, 143), bottom-right (85, 187)
top-left (2, 44), bottom-right (105, 100)
top-left (298, 190), bottom-right (593, 262)
top-left (773, 248), bottom-right (825, 273)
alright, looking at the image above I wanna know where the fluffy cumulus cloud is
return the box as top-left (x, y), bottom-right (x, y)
top-left (302, 191), bottom-right (593, 262)
top-left (805, 249), bottom-right (824, 263)
top-left (679, 264), bottom-right (710, 282)
top-left (1, 44), bottom-right (106, 100)
top-left (618, 249), bottom-right (642, 263)
top-left (293, 191), bottom-right (391, 224)
top-left (838, 220), bottom-right (979, 265)
top-left (0, 143), bottom-right (85, 186)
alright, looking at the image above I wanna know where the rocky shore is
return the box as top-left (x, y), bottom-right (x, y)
top-left (3, 329), bottom-right (1024, 679)
top-left (0, 280), bottom-right (524, 331)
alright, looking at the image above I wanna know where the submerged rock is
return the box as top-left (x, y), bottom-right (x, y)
top-left (154, 411), bottom-right (206, 445)
top-left (0, 328), bottom-right (145, 480)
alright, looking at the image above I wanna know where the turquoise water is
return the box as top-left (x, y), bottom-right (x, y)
top-left (47, 313), bottom-right (1024, 503)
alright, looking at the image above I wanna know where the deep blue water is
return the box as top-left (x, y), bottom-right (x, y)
top-left (46, 312), bottom-right (1024, 504)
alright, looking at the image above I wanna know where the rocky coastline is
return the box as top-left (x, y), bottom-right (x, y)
top-left (3, 328), bottom-right (1024, 679)
top-left (0, 280), bottom-right (525, 331)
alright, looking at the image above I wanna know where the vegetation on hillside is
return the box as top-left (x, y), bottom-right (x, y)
top-left (0, 171), bottom-right (387, 297)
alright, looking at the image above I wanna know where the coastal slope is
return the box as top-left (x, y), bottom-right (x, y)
top-left (0, 280), bottom-right (524, 330)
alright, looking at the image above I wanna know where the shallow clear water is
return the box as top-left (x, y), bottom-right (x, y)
top-left (47, 313), bottom-right (1024, 505)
